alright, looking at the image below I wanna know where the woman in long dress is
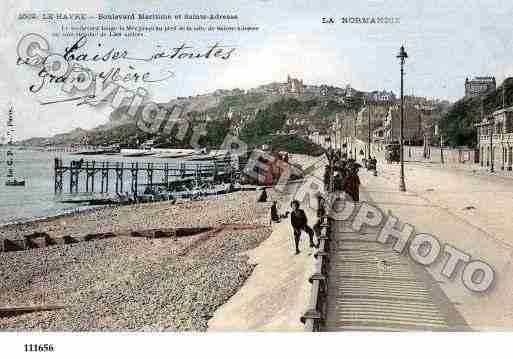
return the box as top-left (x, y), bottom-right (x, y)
top-left (343, 166), bottom-right (361, 202)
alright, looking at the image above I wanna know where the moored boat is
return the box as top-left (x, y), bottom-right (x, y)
top-left (121, 149), bottom-right (157, 157)
top-left (5, 178), bottom-right (25, 186)
top-left (152, 148), bottom-right (201, 158)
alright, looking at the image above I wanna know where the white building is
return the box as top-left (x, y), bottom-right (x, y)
top-left (477, 106), bottom-right (513, 170)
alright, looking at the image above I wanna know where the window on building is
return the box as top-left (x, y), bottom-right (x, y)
top-left (505, 115), bottom-right (513, 133)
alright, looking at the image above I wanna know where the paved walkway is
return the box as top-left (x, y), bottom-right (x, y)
top-left (208, 155), bottom-right (327, 331)
top-left (324, 190), bottom-right (469, 331)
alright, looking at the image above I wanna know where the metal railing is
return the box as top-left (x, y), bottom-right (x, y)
top-left (299, 141), bottom-right (334, 331)
top-left (300, 202), bottom-right (331, 331)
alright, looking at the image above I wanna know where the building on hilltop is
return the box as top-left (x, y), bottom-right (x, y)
top-left (279, 74), bottom-right (304, 95)
top-left (367, 90), bottom-right (396, 103)
top-left (465, 76), bottom-right (496, 97)
top-left (250, 75), bottom-right (305, 96)
top-left (345, 84), bottom-right (356, 97)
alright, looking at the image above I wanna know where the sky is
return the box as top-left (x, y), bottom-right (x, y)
top-left (1, 0), bottom-right (513, 139)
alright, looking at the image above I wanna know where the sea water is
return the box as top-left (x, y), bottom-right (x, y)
top-left (0, 149), bottom-right (190, 226)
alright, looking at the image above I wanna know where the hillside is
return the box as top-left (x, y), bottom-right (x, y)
top-left (439, 77), bottom-right (513, 147)
top-left (91, 97), bottom-right (332, 154)
top-left (19, 86), bottom-right (351, 153)
top-left (18, 128), bottom-right (90, 147)
top-left (18, 82), bottom-right (410, 155)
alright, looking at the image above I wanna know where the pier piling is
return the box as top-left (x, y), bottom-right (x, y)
top-left (53, 157), bottom-right (245, 197)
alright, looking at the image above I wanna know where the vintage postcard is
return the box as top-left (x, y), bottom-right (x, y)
top-left (1, 0), bottom-right (512, 357)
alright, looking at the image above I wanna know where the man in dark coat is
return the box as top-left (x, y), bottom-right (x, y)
top-left (343, 165), bottom-right (361, 202)
top-left (334, 172), bottom-right (343, 191)
top-left (323, 165), bottom-right (332, 190)
top-left (258, 187), bottom-right (268, 202)
top-left (290, 200), bottom-right (316, 254)
top-left (271, 201), bottom-right (280, 223)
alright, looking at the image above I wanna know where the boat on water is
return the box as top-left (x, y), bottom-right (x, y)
top-left (73, 149), bottom-right (107, 155)
top-left (73, 144), bottom-right (120, 156)
top-left (181, 149), bottom-right (229, 161)
top-left (153, 150), bottom-right (199, 159)
top-left (5, 178), bottom-right (25, 186)
top-left (120, 148), bottom-right (156, 157)
top-left (4, 105), bottom-right (26, 187)
top-left (154, 153), bottom-right (192, 159)
top-left (184, 154), bottom-right (225, 161)
top-left (123, 151), bottom-right (156, 157)
top-left (103, 148), bottom-right (122, 155)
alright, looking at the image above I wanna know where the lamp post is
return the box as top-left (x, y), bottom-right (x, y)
top-left (353, 112), bottom-right (357, 160)
top-left (333, 125), bottom-right (337, 152)
top-left (338, 115), bottom-right (342, 154)
top-left (397, 45), bottom-right (408, 192)
top-left (440, 134), bottom-right (444, 164)
top-left (343, 116), bottom-right (348, 157)
top-left (368, 100), bottom-right (372, 159)
top-left (489, 119), bottom-right (494, 173)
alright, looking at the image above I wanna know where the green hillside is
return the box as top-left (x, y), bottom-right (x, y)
top-left (439, 77), bottom-right (513, 147)
top-left (18, 86), bottom-right (363, 156)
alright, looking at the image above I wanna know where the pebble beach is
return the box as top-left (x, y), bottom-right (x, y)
top-left (0, 191), bottom-right (272, 331)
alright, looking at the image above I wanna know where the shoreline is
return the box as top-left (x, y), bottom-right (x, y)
top-left (0, 190), bottom-right (272, 331)
top-left (0, 152), bottom-right (323, 232)
top-left (0, 153), bottom-right (322, 331)
top-left (0, 204), bottom-right (108, 230)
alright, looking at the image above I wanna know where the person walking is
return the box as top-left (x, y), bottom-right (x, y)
top-left (314, 196), bottom-right (326, 237)
top-left (258, 187), bottom-right (268, 202)
top-left (323, 164), bottom-right (332, 191)
top-left (271, 201), bottom-right (281, 223)
top-left (334, 171), bottom-right (343, 191)
top-left (343, 164), bottom-right (361, 202)
top-left (290, 200), bottom-right (316, 254)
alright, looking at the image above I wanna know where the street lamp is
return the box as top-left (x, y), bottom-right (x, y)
top-left (367, 99), bottom-right (372, 159)
top-left (354, 109), bottom-right (357, 160)
top-left (489, 118), bottom-right (494, 173)
top-left (338, 115), bottom-right (343, 154)
top-left (397, 45), bottom-right (408, 192)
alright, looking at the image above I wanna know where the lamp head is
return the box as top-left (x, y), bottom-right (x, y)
top-left (397, 45), bottom-right (408, 60)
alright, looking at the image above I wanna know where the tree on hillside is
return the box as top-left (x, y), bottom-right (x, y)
top-left (239, 106), bottom-right (286, 145)
top-left (238, 98), bottom-right (319, 146)
top-left (439, 77), bottom-right (513, 147)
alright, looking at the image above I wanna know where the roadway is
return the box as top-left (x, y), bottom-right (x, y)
top-left (324, 189), bottom-right (469, 331)
top-left (326, 150), bottom-right (513, 330)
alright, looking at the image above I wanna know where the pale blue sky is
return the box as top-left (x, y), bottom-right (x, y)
top-left (1, 0), bottom-right (512, 139)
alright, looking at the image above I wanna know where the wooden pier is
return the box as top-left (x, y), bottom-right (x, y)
top-left (54, 158), bottom-right (242, 196)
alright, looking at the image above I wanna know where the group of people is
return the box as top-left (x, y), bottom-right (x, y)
top-left (259, 186), bottom-right (322, 255)
top-left (324, 150), bottom-right (362, 202)
top-left (257, 147), bottom-right (370, 255)
top-left (363, 156), bottom-right (378, 171)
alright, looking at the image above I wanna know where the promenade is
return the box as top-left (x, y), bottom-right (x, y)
top-left (209, 154), bottom-right (327, 331)
top-left (322, 148), bottom-right (513, 330)
top-left (324, 189), bottom-right (468, 331)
